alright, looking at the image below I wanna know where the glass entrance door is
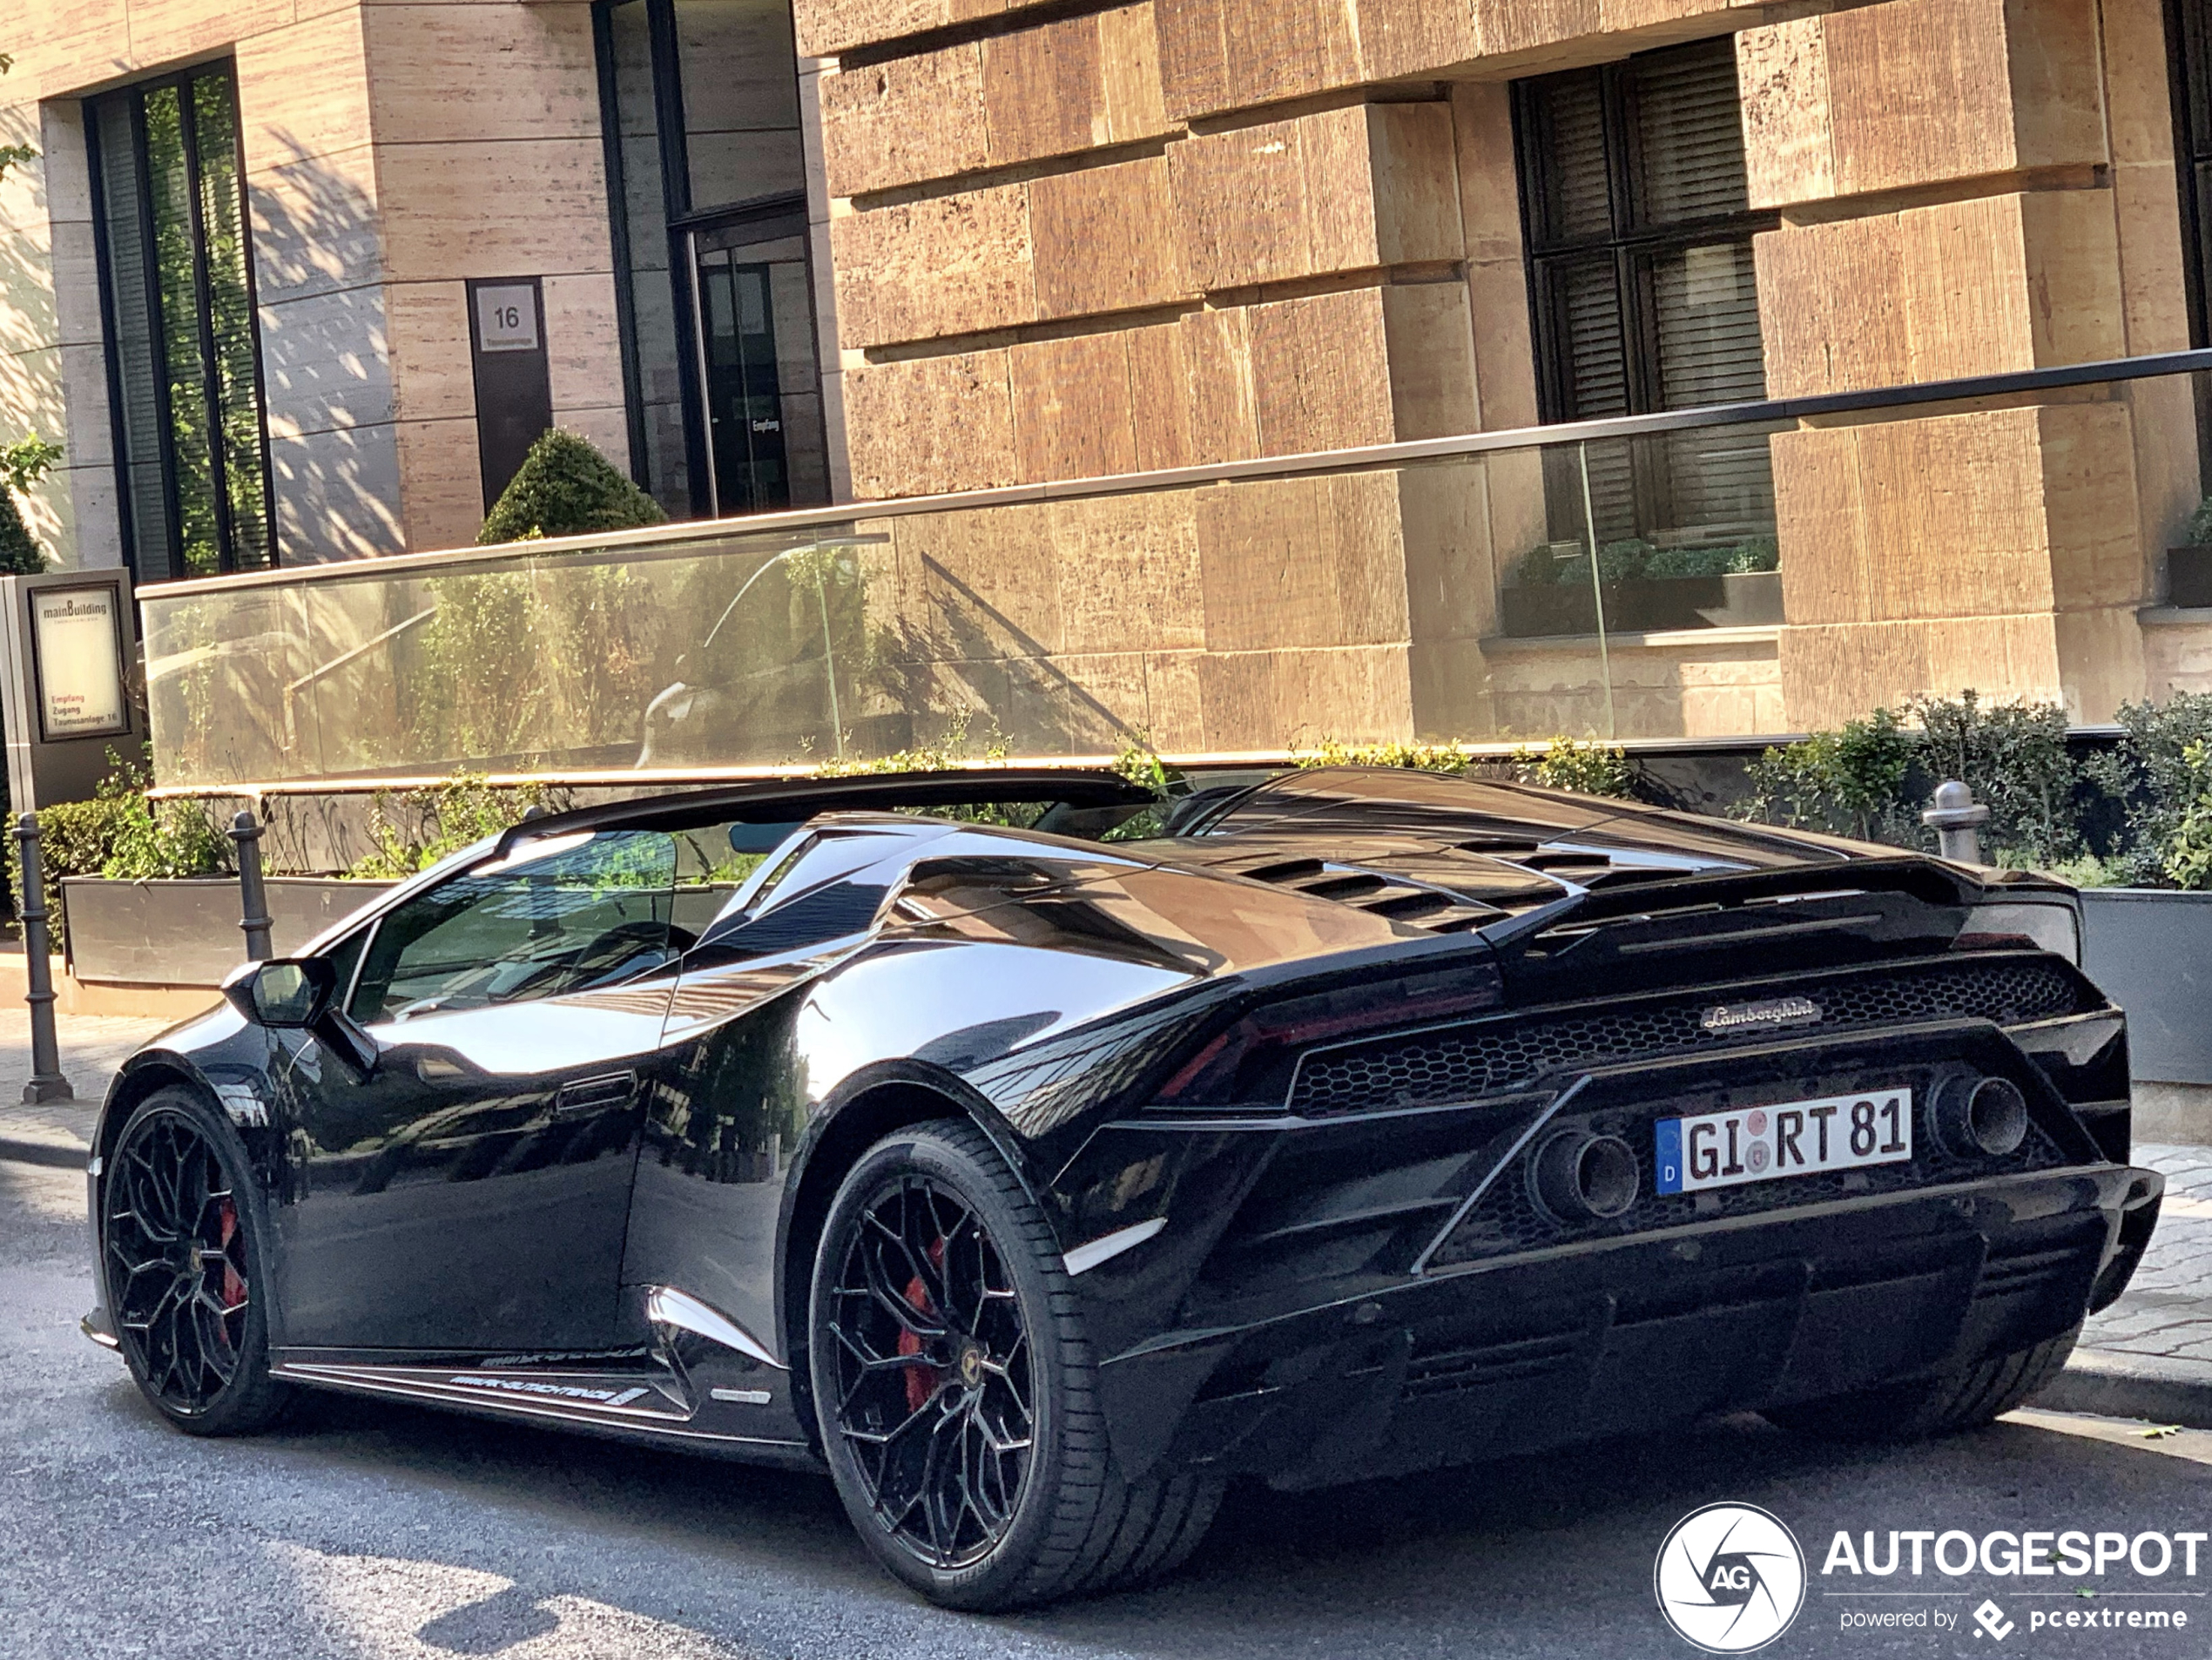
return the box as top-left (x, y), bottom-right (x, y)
top-left (686, 210), bottom-right (827, 517)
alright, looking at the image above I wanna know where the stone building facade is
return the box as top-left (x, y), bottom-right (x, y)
top-left (2, 0), bottom-right (2210, 757)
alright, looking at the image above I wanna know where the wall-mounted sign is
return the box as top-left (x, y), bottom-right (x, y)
top-left (467, 276), bottom-right (554, 512)
top-left (474, 283), bottom-right (542, 353)
top-left (29, 582), bottom-right (128, 742)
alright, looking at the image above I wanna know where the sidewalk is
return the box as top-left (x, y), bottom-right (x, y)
top-left (3, 1005), bottom-right (2208, 1427)
top-left (0, 1005), bottom-right (177, 1166)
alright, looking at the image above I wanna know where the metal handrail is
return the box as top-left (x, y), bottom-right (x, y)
top-left (139, 347), bottom-right (2212, 600)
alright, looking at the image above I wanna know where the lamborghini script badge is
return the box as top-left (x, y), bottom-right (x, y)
top-left (1700, 995), bottom-right (1821, 1035)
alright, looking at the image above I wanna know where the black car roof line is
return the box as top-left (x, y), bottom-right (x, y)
top-left (489, 767), bottom-right (1155, 860)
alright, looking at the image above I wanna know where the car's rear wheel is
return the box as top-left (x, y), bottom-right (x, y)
top-left (1764, 1326), bottom-right (2079, 1442)
top-left (102, 1090), bottom-right (291, 1436)
top-left (809, 1118), bottom-right (1220, 1609)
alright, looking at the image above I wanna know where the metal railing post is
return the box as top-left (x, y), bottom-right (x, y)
top-left (14, 813), bottom-right (72, 1103)
top-left (229, 810), bottom-right (273, 962)
top-left (1923, 780), bottom-right (1991, 867)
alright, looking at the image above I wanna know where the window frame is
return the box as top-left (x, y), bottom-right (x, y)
top-left (83, 60), bottom-right (280, 582)
top-left (1513, 38), bottom-right (1779, 536)
top-left (591, 0), bottom-right (828, 519)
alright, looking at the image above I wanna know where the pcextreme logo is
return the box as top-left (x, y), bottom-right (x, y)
top-left (1656, 1502), bottom-right (1809, 1652)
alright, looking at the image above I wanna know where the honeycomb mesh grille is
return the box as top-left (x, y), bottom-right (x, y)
top-left (1287, 958), bottom-right (2087, 1117)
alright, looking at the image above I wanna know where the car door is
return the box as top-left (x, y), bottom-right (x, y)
top-left (271, 828), bottom-right (684, 1353)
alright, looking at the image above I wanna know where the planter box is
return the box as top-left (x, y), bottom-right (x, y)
top-left (62, 875), bottom-right (395, 988)
top-left (1696, 570), bottom-right (1784, 628)
top-left (2169, 545), bottom-right (2212, 608)
top-left (1500, 576), bottom-right (1730, 638)
top-left (2080, 887), bottom-right (2212, 1085)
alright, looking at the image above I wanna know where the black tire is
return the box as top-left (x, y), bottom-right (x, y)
top-left (100, 1089), bottom-right (292, 1437)
top-left (808, 1118), bottom-right (1220, 1610)
top-left (1764, 1326), bottom-right (2080, 1442)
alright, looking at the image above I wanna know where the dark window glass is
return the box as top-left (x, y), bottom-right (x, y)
top-left (1514, 38), bottom-right (1778, 546)
top-left (349, 831), bottom-right (679, 1025)
top-left (87, 63), bottom-right (274, 579)
top-left (2168, 0), bottom-right (2212, 489)
top-left (596, 0), bottom-right (828, 520)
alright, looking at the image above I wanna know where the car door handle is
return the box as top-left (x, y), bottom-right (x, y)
top-left (551, 1070), bottom-right (638, 1119)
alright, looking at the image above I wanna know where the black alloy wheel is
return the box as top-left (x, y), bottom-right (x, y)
top-left (824, 1167), bottom-right (1035, 1569)
top-left (810, 1120), bottom-right (1222, 1610)
top-left (102, 1090), bottom-right (291, 1434)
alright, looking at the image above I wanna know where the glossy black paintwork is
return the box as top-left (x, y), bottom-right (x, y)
top-left (84, 766), bottom-right (2154, 1481)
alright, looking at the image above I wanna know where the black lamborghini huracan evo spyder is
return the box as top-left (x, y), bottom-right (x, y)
top-left (83, 766), bottom-right (2159, 1609)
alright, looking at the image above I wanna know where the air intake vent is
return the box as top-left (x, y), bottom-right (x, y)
top-left (1224, 856), bottom-right (1506, 935)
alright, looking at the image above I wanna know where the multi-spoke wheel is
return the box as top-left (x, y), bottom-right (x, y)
top-left (101, 1090), bottom-right (291, 1435)
top-left (810, 1119), bottom-right (1221, 1610)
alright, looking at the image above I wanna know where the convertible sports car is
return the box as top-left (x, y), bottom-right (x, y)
top-left (82, 766), bottom-right (2160, 1609)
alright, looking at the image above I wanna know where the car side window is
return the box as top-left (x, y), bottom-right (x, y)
top-left (347, 830), bottom-right (679, 1025)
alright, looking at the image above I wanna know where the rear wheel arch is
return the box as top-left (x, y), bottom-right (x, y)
top-left (777, 1078), bottom-right (1043, 1445)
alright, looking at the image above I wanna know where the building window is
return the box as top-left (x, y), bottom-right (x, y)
top-left (2168, 0), bottom-right (2212, 491)
top-left (596, 0), bottom-right (831, 520)
top-left (86, 64), bottom-right (275, 580)
top-left (1514, 38), bottom-right (1778, 549)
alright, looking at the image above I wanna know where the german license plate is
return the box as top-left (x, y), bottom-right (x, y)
top-left (1655, 1089), bottom-right (1912, 1195)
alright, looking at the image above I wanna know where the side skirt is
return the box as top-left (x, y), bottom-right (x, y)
top-left (270, 1356), bottom-right (820, 1468)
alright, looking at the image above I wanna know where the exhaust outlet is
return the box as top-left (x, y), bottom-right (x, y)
top-left (1938, 1076), bottom-right (2028, 1158)
top-left (1534, 1131), bottom-right (1641, 1221)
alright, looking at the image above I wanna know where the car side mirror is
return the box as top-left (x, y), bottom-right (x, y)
top-left (223, 958), bottom-right (333, 1028)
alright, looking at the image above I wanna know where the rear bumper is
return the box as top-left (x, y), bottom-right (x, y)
top-left (1096, 1163), bottom-right (2160, 1491)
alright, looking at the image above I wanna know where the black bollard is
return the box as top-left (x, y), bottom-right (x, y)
top-left (230, 809), bottom-right (273, 962)
top-left (15, 813), bottom-right (72, 1103)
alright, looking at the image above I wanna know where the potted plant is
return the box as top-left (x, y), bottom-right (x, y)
top-left (1499, 536), bottom-right (1779, 638)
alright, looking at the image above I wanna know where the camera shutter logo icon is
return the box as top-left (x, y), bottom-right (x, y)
top-left (1654, 1503), bottom-right (1806, 1653)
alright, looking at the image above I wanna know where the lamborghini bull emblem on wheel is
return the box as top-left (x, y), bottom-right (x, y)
top-left (80, 765), bottom-right (2158, 1609)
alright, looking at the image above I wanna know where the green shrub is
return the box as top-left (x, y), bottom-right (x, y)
top-left (1516, 736), bottom-right (1636, 798)
top-left (478, 428), bottom-right (666, 546)
top-left (3, 752), bottom-right (229, 945)
top-left (2084, 690), bottom-right (2212, 886)
top-left (349, 774), bottom-right (559, 879)
top-left (1511, 538), bottom-right (1655, 586)
top-left (1741, 707), bottom-right (1917, 844)
top-left (0, 433), bottom-right (61, 575)
top-left (1908, 692), bottom-right (2081, 867)
top-left (0, 490), bottom-right (44, 575)
top-left (1645, 536), bottom-right (1779, 578)
top-left (2187, 495), bottom-right (2212, 547)
top-left (1294, 737), bottom-right (1477, 774)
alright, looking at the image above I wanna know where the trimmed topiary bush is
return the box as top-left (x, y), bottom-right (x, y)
top-left (478, 428), bottom-right (666, 545)
top-left (0, 489), bottom-right (45, 575)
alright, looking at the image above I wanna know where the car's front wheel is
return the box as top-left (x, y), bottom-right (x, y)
top-left (101, 1089), bottom-right (292, 1436)
top-left (809, 1118), bottom-right (1219, 1609)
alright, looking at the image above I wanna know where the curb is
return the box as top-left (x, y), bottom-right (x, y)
top-left (2041, 1347), bottom-right (2212, 1431)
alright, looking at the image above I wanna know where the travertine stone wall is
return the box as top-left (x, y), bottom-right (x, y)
top-left (813, 0), bottom-right (1901, 747)
top-left (0, 0), bottom-right (633, 566)
top-left (1741, 0), bottom-right (2191, 726)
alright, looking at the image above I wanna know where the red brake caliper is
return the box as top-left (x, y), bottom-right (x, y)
top-left (896, 1237), bottom-right (948, 1413)
top-left (216, 1198), bottom-right (246, 1313)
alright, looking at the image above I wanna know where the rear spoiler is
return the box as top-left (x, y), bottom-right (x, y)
top-left (490, 767), bottom-right (1155, 860)
top-left (1482, 855), bottom-right (1990, 952)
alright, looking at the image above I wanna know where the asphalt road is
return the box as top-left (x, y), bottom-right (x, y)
top-left (7, 1157), bottom-right (2210, 1660)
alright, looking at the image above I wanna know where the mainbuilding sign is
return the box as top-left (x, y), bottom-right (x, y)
top-left (30, 583), bottom-right (128, 742)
